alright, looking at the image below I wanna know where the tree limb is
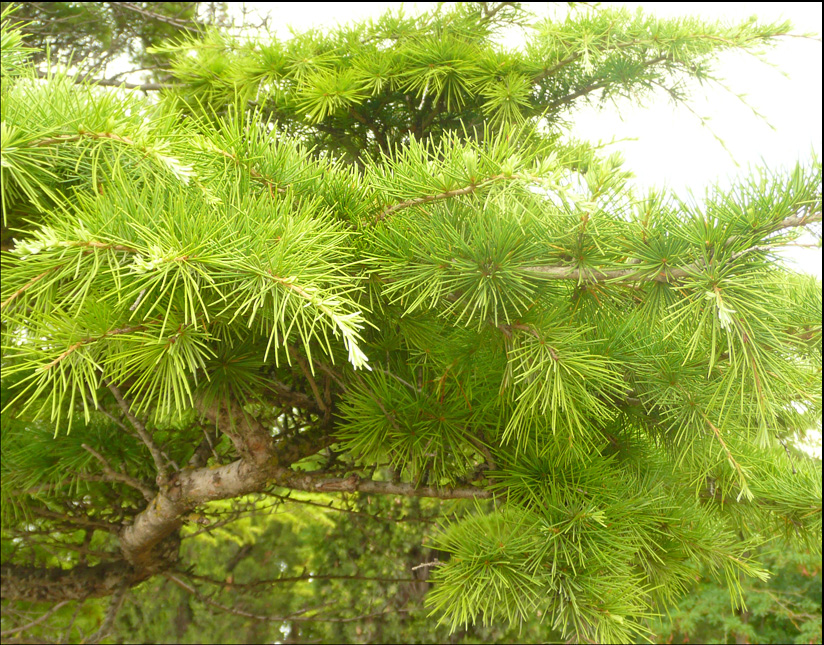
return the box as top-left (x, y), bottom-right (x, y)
top-left (522, 236), bottom-right (820, 284)
top-left (85, 580), bottom-right (129, 644)
top-left (81, 443), bottom-right (155, 502)
top-left (267, 491), bottom-right (436, 523)
top-left (0, 601), bottom-right (70, 637)
top-left (181, 570), bottom-right (418, 589)
top-left (270, 469), bottom-right (492, 499)
top-left (104, 380), bottom-right (170, 485)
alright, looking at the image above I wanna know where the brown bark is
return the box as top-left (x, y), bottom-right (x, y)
top-left (1, 387), bottom-right (493, 605)
top-left (0, 562), bottom-right (134, 603)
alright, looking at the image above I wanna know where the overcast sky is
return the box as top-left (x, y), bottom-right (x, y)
top-left (232, 2), bottom-right (821, 275)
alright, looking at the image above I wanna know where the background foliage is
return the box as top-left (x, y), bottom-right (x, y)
top-left (0, 2), bottom-right (821, 643)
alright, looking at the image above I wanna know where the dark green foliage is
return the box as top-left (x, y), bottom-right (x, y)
top-left (0, 3), bottom-right (821, 643)
top-left (651, 546), bottom-right (822, 644)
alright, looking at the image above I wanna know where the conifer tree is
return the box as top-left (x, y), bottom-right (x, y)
top-left (1, 3), bottom-right (821, 643)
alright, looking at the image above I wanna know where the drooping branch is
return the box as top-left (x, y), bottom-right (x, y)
top-left (165, 573), bottom-right (343, 622)
top-left (31, 507), bottom-right (120, 533)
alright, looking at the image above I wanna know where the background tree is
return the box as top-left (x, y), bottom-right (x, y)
top-left (1, 2), bottom-right (821, 643)
top-left (0, 2), bottom-right (228, 76)
top-left (651, 543), bottom-right (822, 644)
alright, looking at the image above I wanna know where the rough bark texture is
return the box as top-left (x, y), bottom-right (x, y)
top-left (1, 562), bottom-right (135, 602)
top-left (0, 388), bottom-right (487, 604)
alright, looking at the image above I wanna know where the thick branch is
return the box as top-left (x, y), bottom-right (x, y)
top-left (776, 210), bottom-right (822, 229)
top-left (119, 420), bottom-right (333, 574)
top-left (0, 562), bottom-right (133, 603)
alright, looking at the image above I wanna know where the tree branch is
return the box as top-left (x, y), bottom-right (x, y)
top-left (111, 2), bottom-right (202, 30)
top-left (522, 236), bottom-right (820, 284)
top-left (187, 426), bottom-right (220, 469)
top-left (478, 2), bottom-right (516, 23)
top-left (270, 469), bottom-right (492, 499)
top-left (34, 69), bottom-right (175, 91)
top-left (164, 573), bottom-right (340, 622)
top-left (267, 492), bottom-right (435, 523)
top-left (85, 580), bottom-right (129, 644)
top-left (81, 443), bottom-right (155, 502)
top-left (263, 379), bottom-right (322, 413)
top-left (288, 346), bottom-right (328, 414)
top-left (0, 562), bottom-right (134, 603)
top-left (117, 418), bottom-right (333, 576)
top-left (104, 380), bottom-right (170, 485)
top-left (1, 267), bottom-right (62, 311)
top-left (198, 398), bottom-right (274, 462)
top-left (544, 80), bottom-right (612, 112)
top-left (31, 507), bottom-right (120, 533)
top-left (0, 601), bottom-right (70, 638)
top-left (181, 570), bottom-right (418, 589)
top-left (376, 174), bottom-right (511, 221)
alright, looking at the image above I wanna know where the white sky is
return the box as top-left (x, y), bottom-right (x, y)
top-left (232, 2), bottom-right (822, 277)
